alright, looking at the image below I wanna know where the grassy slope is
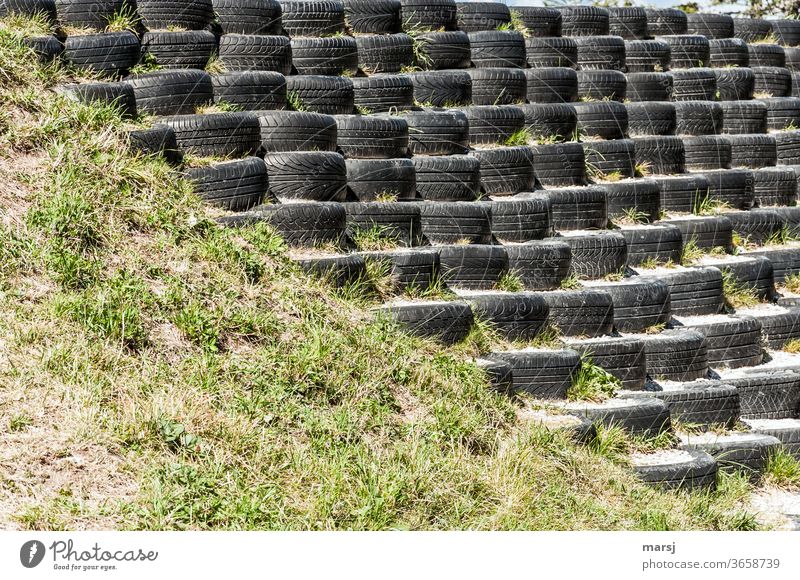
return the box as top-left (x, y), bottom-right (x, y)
top-left (0, 18), bottom-right (760, 531)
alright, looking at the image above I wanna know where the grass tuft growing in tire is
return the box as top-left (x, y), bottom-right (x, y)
top-left (762, 449), bottom-right (800, 489)
top-left (721, 270), bottom-right (760, 309)
top-left (567, 356), bottom-right (620, 403)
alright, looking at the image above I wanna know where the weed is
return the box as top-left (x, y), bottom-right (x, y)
top-left (634, 162), bottom-right (651, 178)
top-left (9, 414), bottom-right (33, 432)
top-left (765, 225), bottom-right (800, 247)
top-left (496, 271), bottom-right (524, 292)
top-left (355, 105), bottom-right (372, 115)
top-left (350, 225), bottom-right (401, 252)
top-left (645, 323), bottom-right (666, 335)
top-left (617, 207), bottom-right (649, 225)
top-left (763, 449), bottom-right (800, 489)
top-left (204, 53), bottom-right (226, 74)
top-left (783, 272), bottom-right (800, 293)
top-left (721, 270), bottom-right (760, 309)
top-left (680, 238), bottom-right (705, 265)
top-left (106, 5), bottom-right (140, 32)
top-left (559, 274), bottom-right (582, 290)
top-left (782, 338), bottom-right (800, 353)
top-left (567, 357), bottom-right (620, 403)
top-left (505, 127), bottom-right (532, 147)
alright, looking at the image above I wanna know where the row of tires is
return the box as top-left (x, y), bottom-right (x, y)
top-left (8, 1), bottom-right (800, 45)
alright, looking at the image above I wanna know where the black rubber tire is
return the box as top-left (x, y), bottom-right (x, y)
top-left (468, 68), bottom-right (527, 106)
top-left (631, 381), bottom-right (739, 428)
top-left (726, 371), bottom-right (800, 420)
top-left (660, 215), bottom-right (734, 251)
top-left (682, 135), bottom-right (731, 170)
top-left (295, 254), bottom-right (367, 289)
top-left (645, 8), bottom-right (687, 36)
top-left (624, 40), bottom-right (671, 73)
top-left (624, 72), bottom-right (673, 102)
top-left (63, 31), bottom-right (139, 77)
top-left (568, 337), bottom-right (646, 390)
top-left (658, 34), bottom-right (710, 68)
top-left (279, 0), bottom-right (345, 36)
top-left (622, 224), bottom-right (683, 267)
top-left (512, 6), bottom-right (561, 38)
top-left (403, 109), bottom-right (468, 156)
top-left (708, 37), bottom-right (750, 68)
top-left (136, 0), bottom-right (213, 30)
top-left (406, 70), bottom-right (472, 107)
top-left (525, 67), bottom-right (578, 104)
top-left (487, 349), bottom-right (580, 398)
top-left (705, 254), bottom-right (776, 301)
top-left (476, 358), bottom-right (514, 395)
top-left (761, 96), bottom-right (800, 131)
top-left (23, 34), bottom-right (62, 62)
top-left (358, 249), bottom-right (440, 292)
top-left (417, 202), bottom-right (492, 245)
top-left (532, 142), bottom-right (587, 188)
top-left (524, 37), bottom-right (578, 69)
top-left (651, 266), bottom-right (725, 316)
top-left (455, 1), bottom-right (509, 32)
top-left (398, 0), bottom-right (457, 32)
top-left (535, 186), bottom-right (607, 231)
top-left (776, 130), bottom-right (800, 165)
top-left (263, 151), bottom-right (347, 202)
top-left (413, 31), bottom-right (469, 71)
top-left (58, 81), bottom-right (137, 117)
top-left (467, 30), bottom-right (525, 69)
top-left (771, 206), bottom-right (800, 236)
top-left (411, 155), bottom-right (481, 202)
top-left (653, 174), bottom-right (710, 214)
top-left (343, 0), bottom-right (400, 34)
top-left (748, 43), bottom-right (786, 68)
top-left (159, 112), bottom-right (260, 157)
top-left (0, 0), bottom-right (56, 19)
top-left (752, 65), bottom-right (792, 97)
top-left (604, 178), bottom-right (660, 223)
top-left (379, 301), bottom-right (473, 345)
top-left (673, 101), bottom-right (723, 136)
top-left (466, 292), bottom-right (549, 341)
top-left (217, 202), bottom-right (347, 248)
top-left (720, 100), bottom-right (767, 134)
top-left (345, 202), bottom-right (422, 247)
top-left (724, 134), bottom-right (777, 169)
top-left (212, 71), bottom-right (286, 111)
top-left (558, 5), bottom-right (609, 37)
top-left (290, 36), bottom-right (358, 76)
top-left (713, 68), bottom-right (755, 102)
top-left (608, 7), bottom-right (648, 41)
top-left (351, 75), bottom-right (414, 113)
top-left (214, 0), bottom-right (282, 35)
top-left (140, 30), bottom-right (215, 70)
top-left (519, 103), bottom-right (577, 142)
top-left (256, 110), bottom-right (337, 153)
top-left (632, 448), bottom-right (718, 491)
top-left (669, 68), bottom-right (717, 102)
top-left (792, 72), bottom-right (800, 97)
top-left (681, 432), bottom-right (782, 480)
top-left (127, 124), bottom-right (182, 164)
top-left (575, 35), bottom-right (626, 72)
top-left (733, 17), bottom-right (773, 42)
top-left (625, 102), bottom-right (676, 137)
top-left (504, 239), bottom-right (571, 290)
top-left (641, 329), bottom-right (709, 382)
top-left (583, 138), bottom-right (635, 179)
top-left (485, 197), bottom-right (552, 243)
top-left (125, 69), bottom-right (212, 116)
top-left (436, 244), bottom-right (507, 290)
top-left (686, 12), bottom-right (734, 40)
top-left (185, 157), bottom-right (267, 211)
top-left (333, 114), bottom-right (408, 159)
top-left (217, 34), bottom-right (292, 75)
top-left (751, 167), bottom-right (798, 207)
top-left (285, 75), bottom-right (354, 115)
top-left (539, 289), bottom-right (615, 337)
top-left (568, 397), bottom-right (671, 437)
top-left (770, 18), bottom-right (800, 47)
top-left (747, 247), bottom-right (800, 283)
top-left (574, 101), bottom-right (628, 140)
top-left (751, 308), bottom-right (800, 349)
top-left (746, 419), bottom-right (800, 460)
top-left (680, 315), bottom-right (764, 369)
top-left (470, 146), bottom-right (535, 196)
top-left (54, 0), bottom-right (125, 29)
top-left (633, 135), bottom-right (685, 175)
top-left (355, 33), bottom-right (414, 74)
top-left (345, 158), bottom-right (416, 202)
top-left (461, 105), bottom-right (525, 146)
top-left (592, 278), bottom-right (671, 332)
top-left (576, 69), bottom-right (626, 102)
top-left (725, 208), bottom-right (785, 244)
top-left (556, 231), bottom-right (627, 280)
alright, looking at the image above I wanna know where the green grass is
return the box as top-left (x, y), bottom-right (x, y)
top-left (721, 270), bottom-right (760, 309)
top-left (505, 128), bottom-right (532, 147)
top-left (495, 271), bottom-right (524, 293)
top-left (0, 15), bottom-right (772, 532)
top-left (783, 272), bottom-right (800, 294)
top-left (567, 358), bottom-right (620, 403)
top-left (763, 449), bottom-right (800, 489)
top-left (350, 225), bottom-right (401, 252)
top-left (559, 274), bottom-right (582, 290)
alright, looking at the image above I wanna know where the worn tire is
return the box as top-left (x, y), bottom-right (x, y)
top-left (466, 292), bottom-right (549, 341)
top-left (504, 239), bottom-right (570, 290)
top-left (351, 74), bottom-right (414, 113)
top-left (285, 75), bottom-right (354, 115)
top-left (574, 101), bottom-right (628, 140)
top-left (417, 202), bottom-right (492, 245)
top-left (470, 146), bottom-right (535, 196)
top-left (63, 31), bottom-right (139, 77)
top-left (525, 37), bottom-right (577, 69)
top-left (345, 158), bottom-right (416, 202)
top-left (412, 155), bottom-right (481, 202)
top-left (540, 289), bottom-right (614, 337)
top-left (436, 244), bottom-right (508, 290)
top-left (525, 67), bottom-right (578, 104)
top-left (626, 102), bottom-right (676, 137)
top-left (652, 267), bottom-right (725, 316)
top-left (125, 69), bottom-right (212, 116)
top-left (406, 70), bottom-right (471, 107)
top-left (654, 174), bottom-right (710, 214)
top-left (212, 71), bottom-right (286, 111)
top-left (379, 301), bottom-right (473, 345)
top-left (355, 33), bottom-right (414, 74)
top-left (486, 198), bottom-right (552, 244)
top-left (487, 349), bottom-right (581, 398)
top-left (140, 30), bottom-right (215, 70)
top-left (256, 110), bottom-right (337, 153)
top-left (622, 224), bottom-right (683, 267)
top-left (159, 112), bottom-right (261, 157)
top-left (624, 40), bottom-right (671, 73)
top-left (345, 202), bottom-right (422, 247)
top-left (642, 330), bottom-right (709, 381)
top-left (263, 151), bottom-right (347, 202)
top-left (217, 34), bottom-right (292, 74)
top-left (624, 71), bottom-right (673, 102)
top-left (567, 337), bottom-right (647, 390)
top-left (682, 135), bottom-right (731, 170)
top-left (468, 68), bottom-right (527, 106)
top-left (185, 157), bottom-right (267, 211)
